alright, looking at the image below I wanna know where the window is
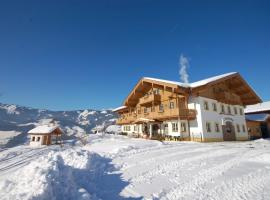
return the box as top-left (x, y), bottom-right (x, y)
top-left (242, 124), bottom-right (246, 132)
top-left (234, 107), bottom-right (238, 115)
top-left (134, 126), bottom-right (137, 132)
top-left (181, 122), bottom-right (186, 132)
top-left (239, 108), bottom-right (243, 115)
top-left (215, 123), bottom-right (220, 132)
top-left (212, 103), bottom-right (217, 111)
top-left (37, 137), bottom-right (41, 142)
top-left (172, 122), bottom-right (178, 132)
top-left (32, 136), bottom-right (35, 141)
top-left (206, 122), bottom-right (211, 132)
top-left (204, 101), bottom-right (209, 110)
top-left (138, 109), bottom-right (141, 114)
top-left (169, 102), bottom-right (175, 109)
top-left (153, 89), bottom-right (160, 95)
top-left (144, 107), bottom-right (148, 113)
top-left (236, 124), bottom-right (240, 132)
top-left (227, 106), bottom-right (231, 114)
top-left (159, 104), bottom-right (164, 112)
top-left (221, 104), bottom-right (225, 113)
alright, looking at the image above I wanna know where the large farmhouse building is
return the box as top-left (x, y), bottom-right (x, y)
top-left (114, 72), bottom-right (261, 142)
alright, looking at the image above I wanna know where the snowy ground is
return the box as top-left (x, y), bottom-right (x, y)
top-left (0, 131), bottom-right (22, 147)
top-left (0, 135), bottom-right (270, 200)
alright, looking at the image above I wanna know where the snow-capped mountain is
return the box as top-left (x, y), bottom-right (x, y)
top-left (0, 103), bottom-right (117, 147)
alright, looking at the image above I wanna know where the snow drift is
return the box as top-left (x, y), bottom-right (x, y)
top-left (0, 148), bottom-right (106, 200)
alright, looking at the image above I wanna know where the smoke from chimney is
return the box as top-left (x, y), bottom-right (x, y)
top-left (179, 54), bottom-right (189, 84)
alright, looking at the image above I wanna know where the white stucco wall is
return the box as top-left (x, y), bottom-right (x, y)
top-left (189, 96), bottom-right (248, 141)
top-left (188, 97), bottom-right (204, 140)
top-left (30, 135), bottom-right (45, 146)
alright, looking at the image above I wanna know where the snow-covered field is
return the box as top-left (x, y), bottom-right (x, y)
top-left (0, 131), bottom-right (22, 146)
top-left (0, 135), bottom-right (270, 200)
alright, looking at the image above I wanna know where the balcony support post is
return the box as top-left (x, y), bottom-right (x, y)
top-left (149, 123), bottom-right (153, 139)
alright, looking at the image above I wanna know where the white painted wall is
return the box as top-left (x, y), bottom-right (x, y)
top-left (188, 97), bottom-right (204, 140)
top-left (189, 96), bottom-right (248, 140)
top-left (30, 135), bottom-right (44, 146)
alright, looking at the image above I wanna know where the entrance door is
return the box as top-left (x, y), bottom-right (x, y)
top-left (152, 124), bottom-right (160, 136)
top-left (222, 121), bottom-right (236, 141)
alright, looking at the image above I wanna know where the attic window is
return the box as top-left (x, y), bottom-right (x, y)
top-left (32, 136), bottom-right (35, 141)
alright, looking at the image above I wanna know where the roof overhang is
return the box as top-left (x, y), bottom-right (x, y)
top-left (190, 72), bottom-right (262, 105)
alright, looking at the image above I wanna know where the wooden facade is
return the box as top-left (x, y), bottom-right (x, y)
top-left (116, 79), bottom-right (196, 125)
top-left (246, 120), bottom-right (262, 139)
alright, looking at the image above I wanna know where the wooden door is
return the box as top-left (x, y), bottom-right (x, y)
top-left (222, 121), bottom-right (236, 141)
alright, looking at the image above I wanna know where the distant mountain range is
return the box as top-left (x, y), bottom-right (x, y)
top-left (0, 103), bottom-right (117, 147)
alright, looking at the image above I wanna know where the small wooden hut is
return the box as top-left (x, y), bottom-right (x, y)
top-left (28, 125), bottom-right (63, 146)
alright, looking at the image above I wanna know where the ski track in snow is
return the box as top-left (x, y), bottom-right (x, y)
top-left (0, 135), bottom-right (270, 200)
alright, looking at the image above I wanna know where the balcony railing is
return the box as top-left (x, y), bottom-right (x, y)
top-left (116, 108), bottom-right (197, 124)
top-left (139, 94), bottom-right (161, 106)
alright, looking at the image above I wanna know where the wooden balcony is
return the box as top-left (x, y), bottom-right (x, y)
top-left (139, 94), bottom-right (161, 106)
top-left (135, 108), bottom-right (196, 121)
top-left (215, 92), bottom-right (241, 105)
top-left (116, 107), bottom-right (197, 125)
top-left (116, 114), bottom-right (137, 125)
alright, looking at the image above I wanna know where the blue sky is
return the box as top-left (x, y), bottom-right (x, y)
top-left (0, 0), bottom-right (269, 110)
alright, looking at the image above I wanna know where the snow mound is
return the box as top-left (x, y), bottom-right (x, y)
top-left (65, 126), bottom-right (87, 138)
top-left (0, 148), bottom-right (100, 200)
top-left (0, 131), bottom-right (22, 146)
top-left (105, 125), bottom-right (121, 134)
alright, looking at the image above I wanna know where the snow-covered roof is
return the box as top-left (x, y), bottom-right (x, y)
top-left (143, 77), bottom-right (186, 87)
top-left (28, 125), bottom-right (60, 134)
top-left (245, 113), bottom-right (270, 122)
top-left (143, 72), bottom-right (238, 88)
top-left (112, 106), bottom-right (127, 112)
top-left (245, 101), bottom-right (270, 114)
top-left (189, 72), bottom-right (237, 87)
